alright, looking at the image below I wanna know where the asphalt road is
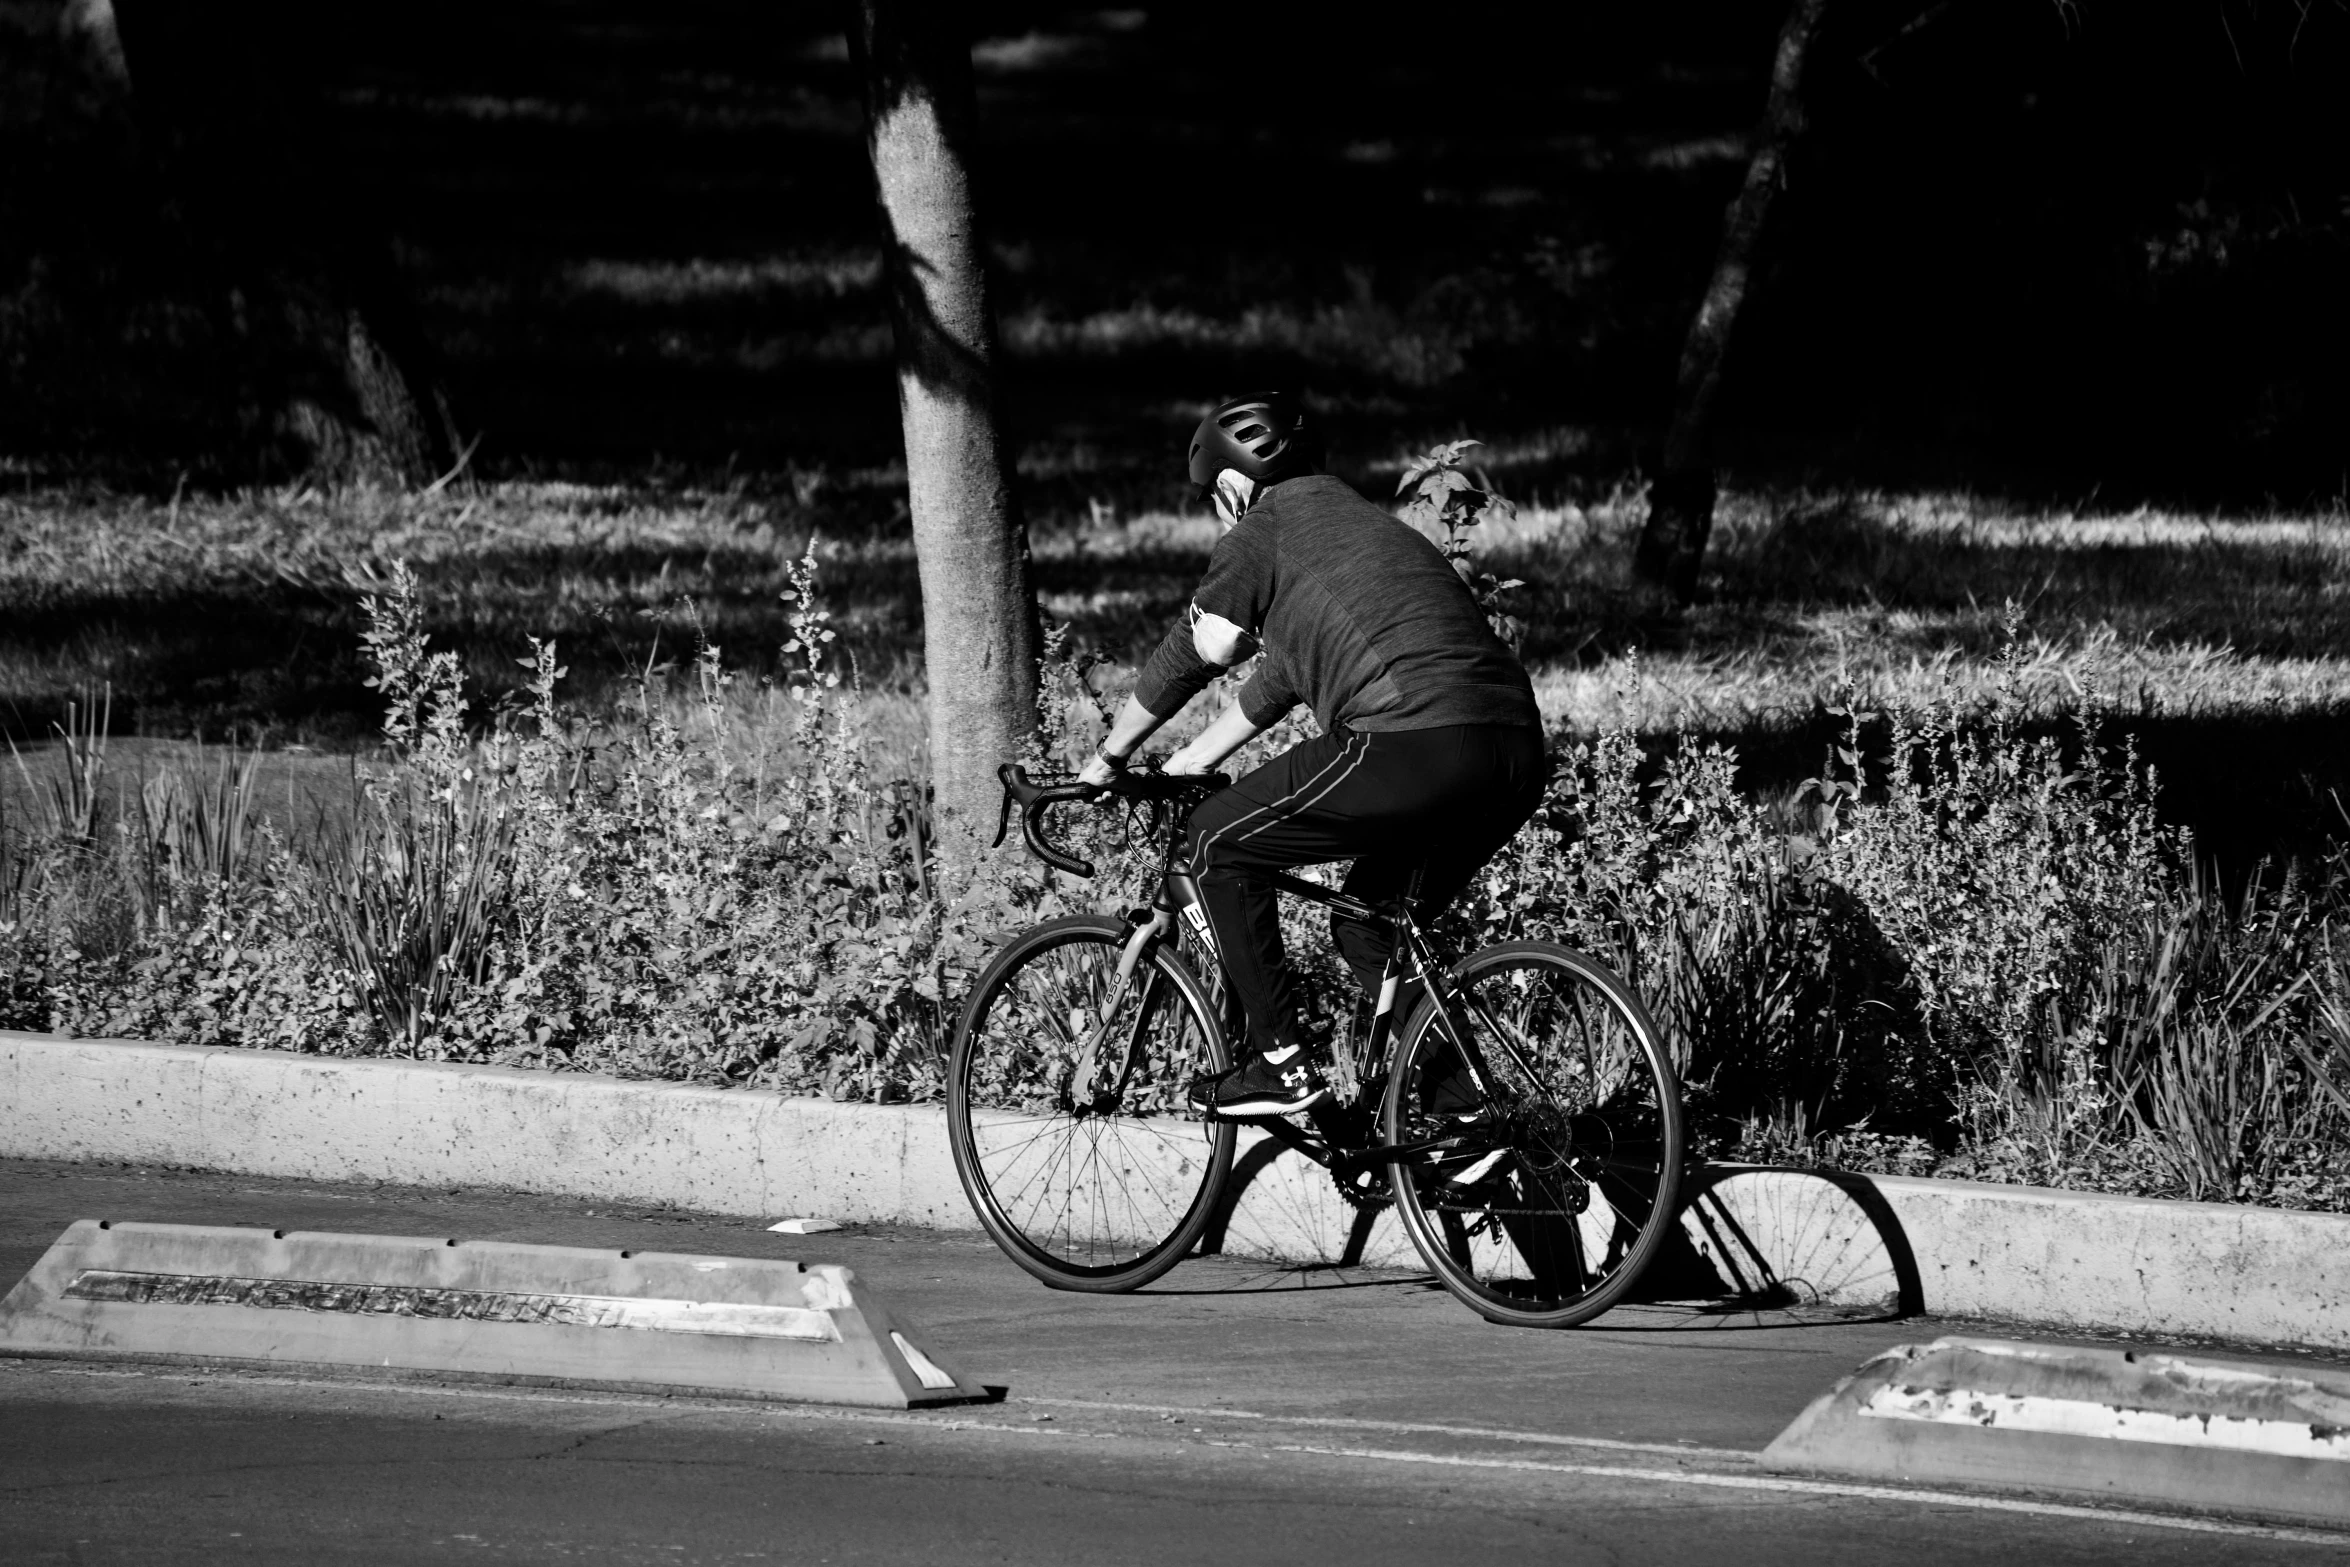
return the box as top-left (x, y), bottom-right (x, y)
top-left (1, 1159), bottom-right (2342, 1565)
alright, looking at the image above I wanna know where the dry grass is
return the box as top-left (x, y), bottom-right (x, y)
top-left (4, 472), bottom-right (2347, 861)
top-left (1505, 489), bottom-right (2350, 734)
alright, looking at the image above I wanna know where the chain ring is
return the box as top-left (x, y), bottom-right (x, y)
top-left (1331, 1158), bottom-right (1391, 1211)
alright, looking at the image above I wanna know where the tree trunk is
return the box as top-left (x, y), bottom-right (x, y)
top-left (1633, 0), bottom-right (1831, 604)
top-left (849, 0), bottom-right (1041, 875)
top-left (7, 0), bottom-right (458, 485)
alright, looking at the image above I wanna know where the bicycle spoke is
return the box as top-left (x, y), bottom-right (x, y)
top-left (950, 918), bottom-right (1236, 1290)
top-left (1386, 943), bottom-right (1683, 1328)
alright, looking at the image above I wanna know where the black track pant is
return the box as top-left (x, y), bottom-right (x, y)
top-left (1181, 723), bottom-right (1547, 1056)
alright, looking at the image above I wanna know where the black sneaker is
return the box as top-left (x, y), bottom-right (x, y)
top-left (1189, 1045), bottom-right (1327, 1119)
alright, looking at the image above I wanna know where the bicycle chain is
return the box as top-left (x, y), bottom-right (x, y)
top-left (1179, 926), bottom-right (1393, 1212)
top-left (1319, 1090), bottom-right (1393, 1212)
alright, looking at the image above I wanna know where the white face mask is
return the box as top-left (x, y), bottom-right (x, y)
top-left (1212, 469), bottom-right (1259, 531)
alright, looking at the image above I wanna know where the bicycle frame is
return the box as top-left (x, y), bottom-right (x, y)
top-left (1149, 859), bottom-right (1518, 1185)
top-left (996, 762), bottom-right (1542, 1184)
top-left (970, 762), bottom-right (1686, 1320)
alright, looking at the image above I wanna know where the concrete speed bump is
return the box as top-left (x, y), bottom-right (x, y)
top-left (0, 1220), bottom-right (990, 1408)
top-left (1764, 1336), bottom-right (2350, 1527)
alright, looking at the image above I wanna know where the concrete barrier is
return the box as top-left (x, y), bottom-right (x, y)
top-left (1763, 1336), bottom-right (2350, 1527)
top-left (5, 1030), bottom-right (2347, 1348)
top-left (0, 1219), bottom-right (987, 1406)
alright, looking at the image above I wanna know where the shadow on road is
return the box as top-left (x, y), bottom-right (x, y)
top-left (1185, 1145), bottom-right (1926, 1330)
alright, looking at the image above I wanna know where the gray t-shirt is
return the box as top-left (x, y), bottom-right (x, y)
top-left (1133, 475), bottom-right (1540, 734)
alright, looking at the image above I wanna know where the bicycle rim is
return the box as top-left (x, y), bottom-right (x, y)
top-left (949, 915), bottom-right (1236, 1291)
top-left (1382, 941), bottom-right (1684, 1328)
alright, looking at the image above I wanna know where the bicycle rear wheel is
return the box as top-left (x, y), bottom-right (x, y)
top-left (948, 914), bottom-right (1236, 1291)
top-left (1381, 940), bottom-right (1683, 1328)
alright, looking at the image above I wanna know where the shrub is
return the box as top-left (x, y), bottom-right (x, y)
top-left (1447, 659), bottom-right (1916, 1156)
top-left (1807, 618), bottom-right (2179, 1151)
top-left (1, 555), bottom-right (2345, 1213)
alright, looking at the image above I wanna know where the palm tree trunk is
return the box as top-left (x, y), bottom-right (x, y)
top-left (1634, 0), bottom-right (1831, 604)
top-left (850, 0), bottom-right (1041, 874)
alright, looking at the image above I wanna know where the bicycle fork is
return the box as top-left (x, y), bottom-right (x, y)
top-left (1059, 903), bottom-right (1172, 1110)
top-left (1064, 871), bottom-right (1218, 1108)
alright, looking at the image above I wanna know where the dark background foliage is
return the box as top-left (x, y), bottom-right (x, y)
top-left (6, 0), bottom-right (2345, 503)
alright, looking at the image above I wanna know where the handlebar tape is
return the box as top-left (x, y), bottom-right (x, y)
top-left (991, 763), bottom-right (1235, 879)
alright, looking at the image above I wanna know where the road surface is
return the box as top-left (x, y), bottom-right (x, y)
top-left (1, 1158), bottom-right (2340, 1564)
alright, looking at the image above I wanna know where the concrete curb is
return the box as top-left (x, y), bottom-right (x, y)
top-left (6, 1031), bottom-right (2346, 1348)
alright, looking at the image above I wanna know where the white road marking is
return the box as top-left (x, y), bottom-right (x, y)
top-left (1018, 1395), bottom-right (1753, 1463)
top-left (1280, 1442), bottom-right (2350, 1547)
top-left (16, 1363), bottom-right (2345, 1545)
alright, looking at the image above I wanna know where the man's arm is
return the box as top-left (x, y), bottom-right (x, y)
top-left (1080, 602), bottom-right (1266, 788)
top-left (1164, 700), bottom-right (1269, 775)
top-left (1077, 609), bottom-right (1265, 787)
top-left (1080, 516), bottom-right (1274, 788)
top-left (1078, 694), bottom-right (1167, 787)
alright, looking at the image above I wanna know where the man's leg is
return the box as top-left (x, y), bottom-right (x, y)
top-left (1328, 725), bottom-right (1548, 995)
top-left (1180, 725), bottom-right (1545, 1119)
top-left (1330, 727), bottom-right (1547, 1109)
top-left (1180, 728), bottom-right (1373, 1058)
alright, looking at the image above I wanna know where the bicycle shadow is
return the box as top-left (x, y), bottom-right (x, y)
top-left (1190, 1139), bottom-right (1924, 1326)
top-left (1195, 1131), bottom-right (1406, 1273)
top-left (1626, 1163), bottom-right (1925, 1328)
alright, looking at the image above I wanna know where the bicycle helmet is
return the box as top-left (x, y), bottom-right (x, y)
top-left (1186, 392), bottom-right (1322, 496)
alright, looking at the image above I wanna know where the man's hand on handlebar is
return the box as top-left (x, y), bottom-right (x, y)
top-left (1084, 695), bottom-right (1169, 790)
top-left (1076, 748), bottom-right (1216, 791)
top-left (1069, 695), bottom-right (1268, 794)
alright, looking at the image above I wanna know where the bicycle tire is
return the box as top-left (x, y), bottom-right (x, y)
top-left (948, 914), bottom-right (1237, 1292)
top-left (1380, 940), bottom-right (1684, 1329)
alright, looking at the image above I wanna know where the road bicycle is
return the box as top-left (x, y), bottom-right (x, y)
top-left (945, 760), bottom-right (1684, 1328)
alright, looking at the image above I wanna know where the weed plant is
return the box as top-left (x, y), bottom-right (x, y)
top-left (1, 546), bottom-right (2346, 1212)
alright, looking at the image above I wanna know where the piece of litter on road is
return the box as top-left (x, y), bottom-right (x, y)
top-left (766, 1218), bottom-right (843, 1235)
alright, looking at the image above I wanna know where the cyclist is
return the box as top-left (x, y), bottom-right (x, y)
top-left (1077, 392), bottom-right (1546, 1118)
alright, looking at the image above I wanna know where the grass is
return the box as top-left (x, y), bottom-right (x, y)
top-left (6, 467), bottom-right (2347, 863)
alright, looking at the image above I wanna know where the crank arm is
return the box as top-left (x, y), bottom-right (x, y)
top-left (1376, 1133), bottom-right (1472, 1171)
top-left (1242, 1113), bottom-right (1332, 1167)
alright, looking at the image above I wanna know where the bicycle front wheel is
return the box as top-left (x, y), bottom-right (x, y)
top-left (948, 914), bottom-right (1236, 1292)
top-left (1381, 941), bottom-right (1684, 1328)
